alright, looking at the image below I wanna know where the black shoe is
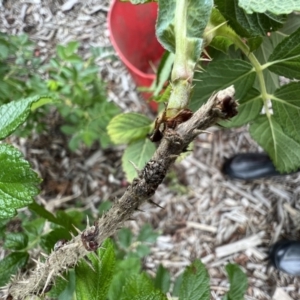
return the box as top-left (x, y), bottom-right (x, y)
top-left (222, 153), bottom-right (282, 180)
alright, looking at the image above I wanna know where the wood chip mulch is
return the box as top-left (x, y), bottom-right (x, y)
top-left (1, 1), bottom-right (300, 299)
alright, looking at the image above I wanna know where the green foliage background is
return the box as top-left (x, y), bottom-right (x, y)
top-left (1, 0), bottom-right (300, 298)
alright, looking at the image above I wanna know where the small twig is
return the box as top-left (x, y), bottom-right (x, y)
top-left (272, 287), bottom-right (293, 300)
top-left (284, 202), bottom-right (299, 216)
top-left (215, 231), bottom-right (265, 258)
top-left (186, 221), bottom-right (217, 233)
top-left (6, 86), bottom-right (237, 299)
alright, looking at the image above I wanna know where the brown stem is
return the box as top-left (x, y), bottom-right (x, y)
top-left (5, 86), bottom-right (237, 300)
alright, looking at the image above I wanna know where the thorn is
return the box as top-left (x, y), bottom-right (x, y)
top-left (200, 57), bottom-right (211, 62)
top-left (90, 251), bottom-right (101, 262)
top-left (17, 280), bottom-right (30, 284)
top-left (169, 154), bottom-right (179, 159)
top-left (199, 130), bottom-right (212, 134)
top-left (57, 273), bottom-right (68, 282)
top-left (148, 200), bottom-right (164, 209)
top-left (73, 226), bottom-right (82, 234)
top-left (32, 258), bottom-right (40, 265)
top-left (129, 160), bottom-right (140, 175)
top-left (61, 257), bottom-right (67, 265)
top-left (200, 55), bottom-right (212, 62)
top-left (83, 258), bottom-right (96, 272)
top-left (192, 78), bottom-right (202, 82)
top-left (40, 252), bottom-right (48, 258)
top-left (193, 129), bottom-right (212, 136)
top-left (42, 269), bottom-right (54, 294)
top-left (86, 215), bottom-right (90, 227)
top-left (204, 21), bottom-right (227, 40)
top-left (202, 49), bottom-right (212, 61)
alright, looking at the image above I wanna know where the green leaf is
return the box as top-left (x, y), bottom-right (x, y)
top-left (28, 202), bottom-right (78, 234)
top-left (238, 0), bottom-right (300, 14)
top-left (0, 219), bottom-right (9, 239)
top-left (250, 115), bottom-right (300, 173)
top-left (0, 96), bottom-right (55, 139)
top-left (107, 113), bottom-right (152, 144)
top-left (247, 36), bottom-right (263, 52)
top-left (48, 273), bottom-right (69, 299)
top-left (156, 0), bottom-right (213, 63)
top-left (75, 239), bottom-right (116, 300)
top-left (118, 228), bottom-right (133, 249)
top-left (122, 138), bottom-right (156, 182)
top-left (0, 43), bottom-right (9, 59)
top-left (135, 244), bottom-right (151, 258)
top-left (179, 0), bottom-right (213, 63)
top-left (28, 201), bottom-right (57, 224)
top-left (121, 273), bottom-right (167, 300)
top-left (172, 273), bottom-right (183, 297)
top-left (48, 272), bottom-right (71, 299)
top-left (31, 97), bottom-right (58, 111)
top-left (49, 58), bottom-right (60, 69)
top-left (224, 264), bottom-right (248, 300)
top-left (64, 41), bottom-right (79, 56)
top-left (154, 265), bottom-right (171, 294)
top-left (4, 232), bottom-right (28, 250)
top-left (57, 45), bottom-right (67, 60)
top-left (23, 217), bottom-right (45, 238)
top-left (65, 210), bottom-right (85, 229)
top-left (137, 224), bottom-right (159, 243)
top-left (268, 27), bottom-right (300, 79)
top-left (272, 82), bottom-right (300, 143)
top-left (166, 0), bottom-right (213, 82)
top-left (98, 200), bottom-right (113, 216)
top-left (64, 54), bottom-right (82, 64)
top-left (179, 260), bottom-right (210, 300)
top-left (60, 125), bottom-right (77, 135)
top-left (68, 133), bottom-right (83, 152)
top-left (156, 0), bottom-right (176, 53)
top-left (207, 8), bottom-right (234, 53)
top-left (40, 227), bottom-right (72, 253)
top-left (215, 0), bottom-right (286, 38)
top-left (0, 144), bottom-right (41, 219)
top-left (153, 51), bottom-right (174, 97)
top-left (0, 252), bottom-right (29, 286)
top-left (253, 36), bottom-right (280, 94)
top-left (190, 59), bottom-right (256, 111)
top-left (210, 36), bottom-right (233, 54)
top-left (108, 257), bottom-right (141, 300)
top-left (89, 101), bottom-right (121, 149)
top-left (55, 210), bottom-right (80, 234)
top-left (219, 88), bottom-right (263, 127)
top-left (155, 84), bottom-right (173, 103)
top-left (278, 13), bottom-right (300, 35)
top-left (57, 270), bottom-right (76, 300)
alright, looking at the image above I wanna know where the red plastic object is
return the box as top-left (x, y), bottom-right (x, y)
top-left (108, 0), bottom-right (165, 111)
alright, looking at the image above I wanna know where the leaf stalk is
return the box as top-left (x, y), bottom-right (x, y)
top-left (217, 26), bottom-right (272, 118)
